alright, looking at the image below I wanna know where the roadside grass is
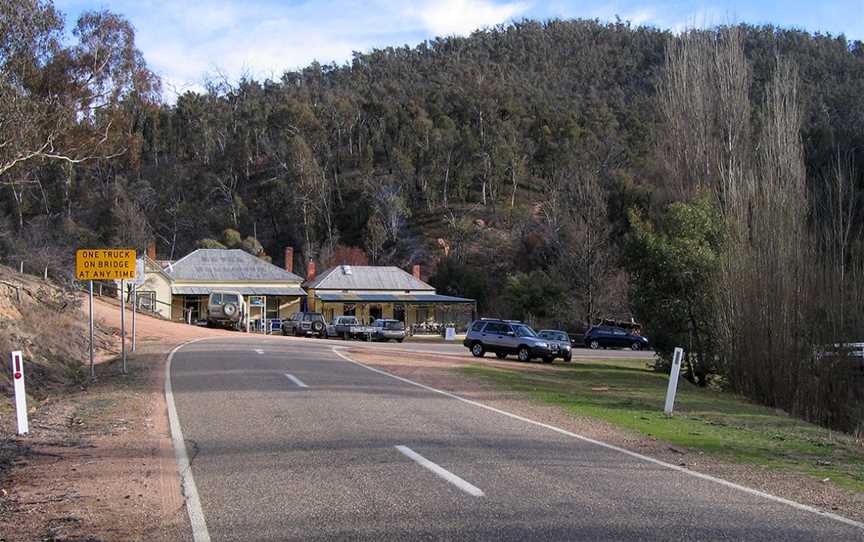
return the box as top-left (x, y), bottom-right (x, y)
top-left (459, 357), bottom-right (864, 493)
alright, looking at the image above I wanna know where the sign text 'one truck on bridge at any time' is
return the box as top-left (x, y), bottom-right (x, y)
top-left (75, 249), bottom-right (137, 280)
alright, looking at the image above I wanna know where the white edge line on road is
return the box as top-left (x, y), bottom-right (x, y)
top-left (166, 338), bottom-right (213, 542)
top-left (331, 346), bottom-right (864, 531)
top-left (254, 348), bottom-right (264, 355)
top-left (284, 373), bottom-right (309, 388)
top-left (395, 445), bottom-right (484, 497)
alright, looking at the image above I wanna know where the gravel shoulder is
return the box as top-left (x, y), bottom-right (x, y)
top-left (0, 299), bottom-right (231, 542)
top-left (348, 348), bottom-right (864, 525)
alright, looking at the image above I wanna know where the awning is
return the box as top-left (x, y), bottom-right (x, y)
top-left (172, 286), bottom-right (307, 296)
top-left (315, 292), bottom-right (474, 303)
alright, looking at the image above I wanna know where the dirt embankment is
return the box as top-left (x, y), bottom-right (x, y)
top-left (0, 266), bottom-right (116, 398)
top-left (0, 267), bottom-right (231, 542)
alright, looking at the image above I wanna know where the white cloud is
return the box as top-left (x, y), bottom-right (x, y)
top-left (410, 0), bottom-right (530, 36)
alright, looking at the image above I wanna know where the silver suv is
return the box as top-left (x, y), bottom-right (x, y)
top-left (463, 319), bottom-right (555, 363)
top-left (207, 291), bottom-right (246, 330)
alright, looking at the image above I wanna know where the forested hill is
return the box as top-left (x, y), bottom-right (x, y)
top-left (2, 9), bottom-right (863, 322)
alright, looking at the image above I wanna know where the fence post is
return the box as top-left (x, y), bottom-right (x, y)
top-left (19, 261), bottom-right (23, 274)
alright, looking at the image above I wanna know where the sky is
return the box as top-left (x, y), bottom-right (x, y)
top-left (55, 0), bottom-right (864, 100)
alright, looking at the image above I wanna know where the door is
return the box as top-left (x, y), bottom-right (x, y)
top-left (480, 322), bottom-right (505, 350)
top-left (369, 306), bottom-right (383, 322)
top-left (610, 328), bottom-right (628, 347)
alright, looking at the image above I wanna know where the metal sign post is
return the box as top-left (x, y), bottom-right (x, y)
top-left (130, 258), bottom-right (144, 353)
top-left (664, 347), bottom-right (685, 416)
top-left (11, 351), bottom-right (29, 435)
top-left (132, 285), bottom-right (137, 352)
top-left (89, 280), bottom-right (95, 378)
top-left (76, 249), bottom-right (137, 377)
top-left (120, 278), bottom-right (127, 375)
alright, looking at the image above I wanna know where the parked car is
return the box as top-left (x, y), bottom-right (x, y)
top-left (463, 319), bottom-right (556, 363)
top-left (206, 291), bottom-right (246, 330)
top-left (326, 316), bottom-right (375, 340)
top-left (372, 319), bottom-right (406, 342)
top-left (282, 312), bottom-right (327, 338)
top-left (537, 330), bottom-right (573, 362)
top-left (583, 326), bottom-right (649, 351)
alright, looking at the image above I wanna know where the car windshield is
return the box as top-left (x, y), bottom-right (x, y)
top-left (514, 325), bottom-right (537, 338)
top-left (383, 320), bottom-right (404, 330)
top-left (209, 293), bottom-right (221, 304)
top-left (543, 331), bottom-right (569, 341)
top-left (341, 317), bottom-right (357, 324)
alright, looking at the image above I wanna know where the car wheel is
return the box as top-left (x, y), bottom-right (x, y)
top-left (563, 353), bottom-right (572, 362)
top-left (588, 340), bottom-right (600, 350)
top-left (471, 342), bottom-right (485, 357)
top-left (630, 342), bottom-right (642, 351)
top-left (518, 346), bottom-right (531, 362)
top-left (495, 352), bottom-right (507, 359)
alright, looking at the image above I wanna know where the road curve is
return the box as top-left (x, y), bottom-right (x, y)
top-left (168, 337), bottom-right (863, 542)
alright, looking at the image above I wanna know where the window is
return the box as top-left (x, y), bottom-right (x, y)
top-left (137, 291), bottom-right (156, 311)
top-left (266, 297), bottom-right (280, 320)
top-left (209, 293), bottom-right (222, 304)
top-left (485, 322), bottom-right (507, 334)
top-left (612, 328), bottom-right (626, 336)
top-left (223, 293), bottom-right (239, 304)
top-left (514, 325), bottom-right (537, 338)
top-left (471, 321), bottom-right (486, 332)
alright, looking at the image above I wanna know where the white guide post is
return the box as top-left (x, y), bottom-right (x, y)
top-left (445, 326), bottom-right (456, 341)
top-left (664, 347), bottom-right (684, 416)
top-left (11, 351), bottom-right (29, 435)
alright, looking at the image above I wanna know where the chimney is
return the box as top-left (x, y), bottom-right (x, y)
top-left (147, 240), bottom-right (157, 260)
top-left (412, 264), bottom-right (421, 280)
top-left (284, 247), bottom-right (294, 273)
top-left (307, 259), bottom-right (316, 281)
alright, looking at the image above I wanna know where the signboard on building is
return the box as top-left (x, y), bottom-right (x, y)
top-left (75, 249), bottom-right (137, 280)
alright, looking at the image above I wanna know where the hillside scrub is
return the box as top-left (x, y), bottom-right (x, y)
top-left (2, 5), bottom-right (864, 325)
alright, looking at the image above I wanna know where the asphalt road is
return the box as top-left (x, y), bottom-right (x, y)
top-left (169, 338), bottom-right (863, 541)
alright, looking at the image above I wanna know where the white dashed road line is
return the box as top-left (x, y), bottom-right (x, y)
top-left (395, 445), bottom-right (485, 497)
top-left (284, 373), bottom-right (309, 388)
top-left (254, 348), bottom-right (264, 355)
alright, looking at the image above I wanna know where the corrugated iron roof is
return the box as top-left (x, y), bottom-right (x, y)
top-left (305, 265), bottom-right (434, 291)
top-left (172, 286), bottom-right (306, 296)
top-left (315, 292), bottom-right (473, 303)
top-left (165, 249), bottom-right (303, 282)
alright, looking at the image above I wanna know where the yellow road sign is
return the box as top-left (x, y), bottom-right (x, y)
top-left (76, 249), bottom-right (137, 280)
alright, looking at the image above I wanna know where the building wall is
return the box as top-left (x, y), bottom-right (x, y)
top-left (140, 271), bottom-right (173, 319)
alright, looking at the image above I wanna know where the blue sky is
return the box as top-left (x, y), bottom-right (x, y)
top-left (55, 1), bottom-right (863, 99)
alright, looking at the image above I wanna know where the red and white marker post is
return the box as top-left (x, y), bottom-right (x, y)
top-left (10, 350), bottom-right (29, 434)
